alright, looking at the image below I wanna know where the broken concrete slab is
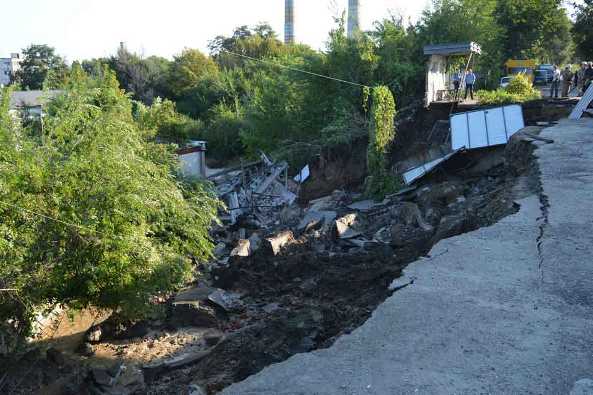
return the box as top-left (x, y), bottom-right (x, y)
top-left (308, 195), bottom-right (334, 212)
top-left (230, 239), bottom-right (251, 257)
top-left (390, 202), bottom-right (434, 232)
top-left (347, 200), bottom-right (382, 212)
top-left (248, 233), bottom-right (261, 253)
top-left (334, 213), bottom-right (362, 239)
top-left (297, 211), bottom-right (337, 233)
top-left (170, 301), bottom-right (219, 328)
top-left (416, 181), bottom-right (464, 208)
top-left (390, 223), bottom-right (433, 249)
top-left (207, 289), bottom-right (244, 313)
top-left (262, 231), bottom-right (295, 256)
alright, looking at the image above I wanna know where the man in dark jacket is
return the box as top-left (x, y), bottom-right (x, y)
top-left (561, 66), bottom-right (574, 97)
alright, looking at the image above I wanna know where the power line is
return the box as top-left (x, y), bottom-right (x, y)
top-left (220, 49), bottom-right (370, 88)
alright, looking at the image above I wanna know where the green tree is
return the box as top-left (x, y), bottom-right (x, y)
top-left (15, 44), bottom-right (68, 90)
top-left (135, 98), bottom-right (203, 146)
top-left (167, 49), bottom-right (219, 98)
top-left (209, 24), bottom-right (285, 69)
top-left (418, 0), bottom-right (504, 88)
top-left (0, 70), bottom-right (219, 333)
top-left (573, 0), bottom-right (593, 60)
top-left (494, 0), bottom-right (573, 64)
top-left (109, 45), bottom-right (171, 104)
top-left (372, 16), bottom-right (425, 101)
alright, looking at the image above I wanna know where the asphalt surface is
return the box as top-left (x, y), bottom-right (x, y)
top-left (222, 119), bottom-right (593, 395)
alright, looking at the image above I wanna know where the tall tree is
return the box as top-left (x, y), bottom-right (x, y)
top-left (494, 0), bottom-right (573, 64)
top-left (167, 49), bottom-right (219, 98)
top-left (209, 24), bottom-right (284, 69)
top-left (573, 0), bottom-right (593, 59)
top-left (418, 0), bottom-right (504, 88)
top-left (15, 44), bottom-right (68, 90)
top-left (109, 45), bottom-right (171, 104)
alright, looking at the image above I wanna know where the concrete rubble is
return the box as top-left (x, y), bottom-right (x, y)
top-left (209, 152), bottom-right (297, 226)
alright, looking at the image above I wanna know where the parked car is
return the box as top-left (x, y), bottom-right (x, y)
top-left (500, 76), bottom-right (514, 88)
top-left (534, 70), bottom-right (548, 85)
top-left (537, 64), bottom-right (554, 83)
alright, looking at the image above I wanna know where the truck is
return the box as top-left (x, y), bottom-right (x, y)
top-left (505, 59), bottom-right (537, 83)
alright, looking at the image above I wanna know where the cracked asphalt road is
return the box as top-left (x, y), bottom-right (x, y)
top-left (221, 119), bottom-right (593, 395)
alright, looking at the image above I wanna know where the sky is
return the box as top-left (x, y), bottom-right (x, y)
top-left (0, 0), bottom-right (430, 62)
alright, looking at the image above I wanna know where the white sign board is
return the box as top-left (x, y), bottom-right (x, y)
top-left (451, 105), bottom-right (525, 150)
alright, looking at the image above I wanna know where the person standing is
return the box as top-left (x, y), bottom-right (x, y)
top-left (464, 68), bottom-right (476, 100)
top-left (551, 65), bottom-right (561, 98)
top-left (561, 66), bottom-right (574, 97)
top-left (452, 69), bottom-right (462, 100)
top-left (576, 62), bottom-right (587, 95)
top-left (585, 62), bottom-right (593, 93)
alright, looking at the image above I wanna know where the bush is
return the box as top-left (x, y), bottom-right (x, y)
top-left (202, 102), bottom-right (247, 163)
top-left (365, 86), bottom-right (399, 199)
top-left (0, 72), bottom-right (219, 335)
top-left (135, 98), bottom-right (203, 145)
top-left (477, 74), bottom-right (541, 105)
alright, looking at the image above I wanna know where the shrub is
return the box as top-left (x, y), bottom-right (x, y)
top-left (477, 74), bottom-right (541, 105)
top-left (135, 98), bottom-right (203, 145)
top-left (365, 86), bottom-right (399, 199)
top-left (0, 72), bottom-right (219, 336)
top-left (203, 102), bottom-right (247, 163)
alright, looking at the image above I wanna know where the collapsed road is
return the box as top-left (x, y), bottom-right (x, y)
top-left (220, 118), bottom-right (593, 394)
top-left (0, 103), bottom-right (582, 395)
top-left (138, 123), bottom-right (544, 393)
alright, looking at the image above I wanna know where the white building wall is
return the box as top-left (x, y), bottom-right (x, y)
top-left (425, 55), bottom-right (448, 106)
top-left (179, 151), bottom-right (206, 179)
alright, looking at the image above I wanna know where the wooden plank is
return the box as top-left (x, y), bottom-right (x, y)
top-left (569, 84), bottom-right (593, 120)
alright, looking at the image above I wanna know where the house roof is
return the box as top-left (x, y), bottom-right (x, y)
top-left (9, 90), bottom-right (63, 109)
top-left (423, 42), bottom-right (482, 56)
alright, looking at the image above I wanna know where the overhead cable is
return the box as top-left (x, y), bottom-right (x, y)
top-left (220, 49), bottom-right (370, 88)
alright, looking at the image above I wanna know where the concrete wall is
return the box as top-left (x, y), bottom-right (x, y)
top-left (179, 150), bottom-right (206, 179)
top-left (425, 55), bottom-right (448, 106)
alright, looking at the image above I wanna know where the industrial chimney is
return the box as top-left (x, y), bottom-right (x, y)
top-left (347, 0), bottom-right (360, 38)
top-left (285, 0), bottom-right (295, 44)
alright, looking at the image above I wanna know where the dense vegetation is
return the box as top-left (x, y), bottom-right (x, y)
top-left (12, 0), bottom-right (583, 166)
top-left (0, 70), bottom-right (219, 338)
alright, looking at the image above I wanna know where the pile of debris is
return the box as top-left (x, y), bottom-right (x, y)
top-left (144, 130), bottom-right (533, 393)
top-left (209, 152), bottom-right (298, 227)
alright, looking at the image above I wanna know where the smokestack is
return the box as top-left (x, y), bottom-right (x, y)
top-left (285, 0), bottom-right (295, 44)
top-left (347, 0), bottom-right (360, 38)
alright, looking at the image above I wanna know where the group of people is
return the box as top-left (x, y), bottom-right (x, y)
top-left (452, 68), bottom-right (477, 101)
top-left (551, 62), bottom-right (593, 98)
